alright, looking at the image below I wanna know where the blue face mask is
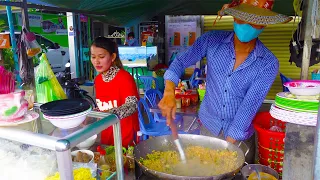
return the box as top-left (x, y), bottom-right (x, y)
top-left (233, 22), bottom-right (264, 43)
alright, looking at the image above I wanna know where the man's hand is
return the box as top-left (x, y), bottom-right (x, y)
top-left (226, 136), bottom-right (237, 144)
top-left (158, 80), bottom-right (176, 126)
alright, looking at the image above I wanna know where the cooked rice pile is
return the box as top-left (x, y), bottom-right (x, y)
top-left (140, 146), bottom-right (239, 176)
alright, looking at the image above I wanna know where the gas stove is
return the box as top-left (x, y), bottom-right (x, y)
top-left (135, 173), bottom-right (244, 180)
top-left (134, 162), bottom-right (245, 180)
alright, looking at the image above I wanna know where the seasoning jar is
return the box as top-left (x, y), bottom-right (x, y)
top-left (182, 97), bottom-right (190, 107)
top-left (176, 98), bottom-right (182, 108)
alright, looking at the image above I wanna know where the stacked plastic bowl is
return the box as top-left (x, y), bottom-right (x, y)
top-left (40, 99), bottom-right (92, 129)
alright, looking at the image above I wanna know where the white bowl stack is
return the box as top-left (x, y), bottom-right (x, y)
top-left (41, 99), bottom-right (97, 149)
top-left (270, 80), bottom-right (320, 126)
top-left (43, 108), bottom-right (91, 129)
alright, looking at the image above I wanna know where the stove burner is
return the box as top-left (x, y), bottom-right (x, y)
top-left (134, 162), bottom-right (244, 180)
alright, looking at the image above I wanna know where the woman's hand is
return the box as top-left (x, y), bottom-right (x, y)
top-left (158, 80), bottom-right (176, 126)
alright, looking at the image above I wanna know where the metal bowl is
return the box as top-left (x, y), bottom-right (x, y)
top-left (241, 164), bottom-right (279, 180)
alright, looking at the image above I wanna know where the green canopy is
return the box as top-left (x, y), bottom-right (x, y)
top-left (37, 0), bottom-right (295, 26)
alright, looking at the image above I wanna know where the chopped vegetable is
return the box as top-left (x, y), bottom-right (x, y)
top-left (140, 146), bottom-right (239, 176)
top-left (105, 146), bottom-right (127, 155)
top-left (45, 168), bottom-right (95, 180)
top-left (127, 146), bottom-right (134, 157)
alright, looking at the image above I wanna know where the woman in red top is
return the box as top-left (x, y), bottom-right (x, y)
top-left (91, 37), bottom-right (139, 148)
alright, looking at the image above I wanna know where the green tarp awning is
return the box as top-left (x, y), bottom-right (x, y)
top-left (37, 0), bottom-right (295, 26)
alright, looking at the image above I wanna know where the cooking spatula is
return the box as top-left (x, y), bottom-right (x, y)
top-left (170, 122), bottom-right (187, 163)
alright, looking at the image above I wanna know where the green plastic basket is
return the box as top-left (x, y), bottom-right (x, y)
top-left (198, 89), bottom-right (206, 102)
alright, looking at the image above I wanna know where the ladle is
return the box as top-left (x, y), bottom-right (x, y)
top-left (170, 122), bottom-right (186, 163)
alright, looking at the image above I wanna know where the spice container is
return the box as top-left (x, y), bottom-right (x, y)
top-left (176, 98), bottom-right (182, 108)
top-left (175, 90), bottom-right (199, 107)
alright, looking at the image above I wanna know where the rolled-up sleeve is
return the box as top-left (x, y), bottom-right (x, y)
top-left (164, 32), bottom-right (210, 86)
top-left (226, 58), bottom-right (279, 141)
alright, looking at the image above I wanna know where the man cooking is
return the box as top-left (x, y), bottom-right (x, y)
top-left (158, 0), bottom-right (292, 163)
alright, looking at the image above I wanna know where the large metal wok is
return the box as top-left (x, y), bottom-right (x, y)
top-left (134, 134), bottom-right (246, 180)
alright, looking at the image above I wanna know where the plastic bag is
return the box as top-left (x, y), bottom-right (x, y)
top-left (22, 28), bottom-right (42, 58)
top-left (18, 29), bottom-right (35, 86)
top-left (269, 125), bottom-right (283, 132)
top-left (35, 53), bottom-right (67, 103)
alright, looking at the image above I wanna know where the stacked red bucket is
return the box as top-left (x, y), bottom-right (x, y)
top-left (253, 112), bottom-right (286, 177)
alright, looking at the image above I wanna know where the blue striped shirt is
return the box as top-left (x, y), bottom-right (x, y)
top-left (164, 31), bottom-right (279, 141)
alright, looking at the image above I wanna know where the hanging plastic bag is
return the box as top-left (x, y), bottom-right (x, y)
top-left (35, 53), bottom-right (67, 103)
top-left (22, 28), bottom-right (42, 58)
top-left (18, 29), bottom-right (35, 86)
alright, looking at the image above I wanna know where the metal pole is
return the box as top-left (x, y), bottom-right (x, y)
top-left (314, 104), bottom-right (320, 179)
top-left (78, 15), bottom-right (84, 77)
top-left (0, 127), bottom-right (58, 150)
top-left (300, 0), bottom-right (314, 80)
top-left (5, 0), bottom-right (20, 81)
top-left (113, 122), bottom-right (124, 180)
top-left (67, 12), bottom-right (79, 79)
top-left (21, 0), bottom-right (29, 30)
top-left (56, 150), bottom-right (73, 180)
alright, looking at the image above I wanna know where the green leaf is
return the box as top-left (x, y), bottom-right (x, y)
top-left (4, 106), bottom-right (18, 116)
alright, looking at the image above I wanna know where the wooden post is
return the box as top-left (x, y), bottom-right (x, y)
top-left (300, 0), bottom-right (314, 80)
top-left (314, 0), bottom-right (320, 39)
top-left (282, 0), bottom-right (317, 180)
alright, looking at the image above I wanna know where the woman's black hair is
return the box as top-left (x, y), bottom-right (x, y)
top-left (128, 32), bottom-right (135, 38)
top-left (91, 36), bottom-right (123, 69)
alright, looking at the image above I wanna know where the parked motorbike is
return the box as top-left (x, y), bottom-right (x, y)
top-left (55, 63), bottom-right (96, 108)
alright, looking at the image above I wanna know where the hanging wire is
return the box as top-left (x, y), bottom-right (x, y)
top-left (311, 0), bottom-right (318, 39)
top-left (291, 0), bottom-right (303, 47)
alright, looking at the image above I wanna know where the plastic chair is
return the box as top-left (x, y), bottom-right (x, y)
top-left (144, 89), bottom-right (183, 128)
top-left (280, 73), bottom-right (292, 92)
top-left (183, 68), bottom-right (201, 89)
top-left (137, 99), bottom-right (187, 141)
top-left (144, 89), bottom-right (163, 107)
top-left (139, 76), bottom-right (159, 92)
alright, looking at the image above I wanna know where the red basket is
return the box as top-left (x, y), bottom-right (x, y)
top-left (258, 145), bottom-right (284, 162)
top-left (253, 112), bottom-right (286, 175)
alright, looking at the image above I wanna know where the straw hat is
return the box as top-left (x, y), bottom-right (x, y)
top-left (218, 0), bottom-right (293, 25)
